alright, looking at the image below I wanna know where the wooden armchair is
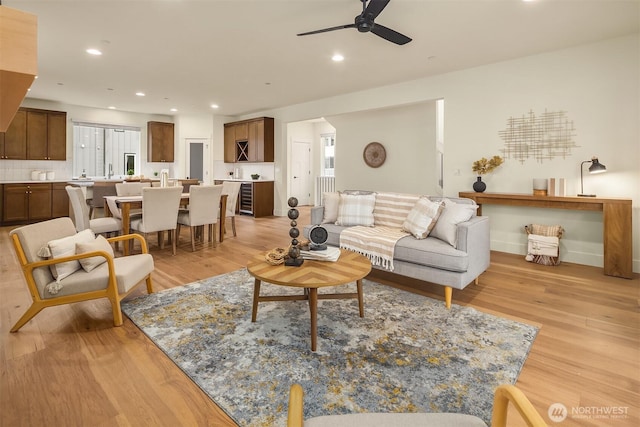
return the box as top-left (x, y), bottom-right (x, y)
top-left (9, 217), bottom-right (154, 332)
top-left (287, 383), bottom-right (547, 427)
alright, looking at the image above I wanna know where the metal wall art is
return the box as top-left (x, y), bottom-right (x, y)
top-left (499, 110), bottom-right (578, 163)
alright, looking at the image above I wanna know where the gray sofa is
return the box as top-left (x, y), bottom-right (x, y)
top-left (303, 193), bottom-right (490, 308)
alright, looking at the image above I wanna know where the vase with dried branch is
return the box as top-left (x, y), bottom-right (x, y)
top-left (471, 155), bottom-right (504, 192)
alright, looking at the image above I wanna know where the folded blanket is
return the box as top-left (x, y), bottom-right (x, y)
top-left (340, 226), bottom-right (408, 271)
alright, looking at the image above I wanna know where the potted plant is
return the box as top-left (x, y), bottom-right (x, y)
top-left (127, 169), bottom-right (135, 180)
top-left (471, 155), bottom-right (504, 192)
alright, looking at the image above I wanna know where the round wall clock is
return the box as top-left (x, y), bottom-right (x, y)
top-left (363, 142), bottom-right (386, 168)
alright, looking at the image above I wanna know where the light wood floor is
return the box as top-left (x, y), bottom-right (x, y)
top-left (1, 208), bottom-right (638, 426)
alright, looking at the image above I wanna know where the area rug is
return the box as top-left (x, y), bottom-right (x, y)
top-left (121, 269), bottom-right (538, 426)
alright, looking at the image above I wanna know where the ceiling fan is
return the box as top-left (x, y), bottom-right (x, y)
top-left (297, 0), bottom-right (412, 46)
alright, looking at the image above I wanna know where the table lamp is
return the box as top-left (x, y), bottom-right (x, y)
top-left (578, 156), bottom-right (606, 197)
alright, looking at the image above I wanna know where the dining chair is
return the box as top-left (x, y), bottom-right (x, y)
top-left (87, 183), bottom-right (117, 218)
top-left (221, 181), bottom-right (242, 237)
top-left (129, 187), bottom-right (183, 255)
top-left (177, 184), bottom-right (223, 251)
top-left (66, 186), bottom-right (122, 239)
top-left (115, 182), bottom-right (151, 196)
top-left (8, 217), bottom-right (154, 332)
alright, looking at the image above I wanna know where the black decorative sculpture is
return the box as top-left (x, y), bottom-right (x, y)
top-left (284, 197), bottom-right (304, 267)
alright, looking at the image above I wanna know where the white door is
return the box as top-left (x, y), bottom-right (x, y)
top-left (291, 141), bottom-right (311, 206)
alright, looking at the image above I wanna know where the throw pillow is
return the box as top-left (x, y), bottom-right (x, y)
top-left (430, 199), bottom-right (478, 248)
top-left (373, 192), bottom-right (421, 228)
top-left (76, 235), bottom-right (115, 272)
top-left (335, 193), bottom-right (376, 227)
top-left (402, 197), bottom-right (445, 239)
top-left (322, 192), bottom-right (340, 224)
top-left (46, 229), bottom-right (95, 281)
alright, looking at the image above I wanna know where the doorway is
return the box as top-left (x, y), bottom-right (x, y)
top-left (291, 141), bottom-right (311, 206)
top-left (186, 138), bottom-right (207, 181)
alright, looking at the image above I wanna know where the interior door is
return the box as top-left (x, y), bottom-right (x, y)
top-left (291, 141), bottom-right (311, 206)
top-left (186, 138), bottom-right (208, 182)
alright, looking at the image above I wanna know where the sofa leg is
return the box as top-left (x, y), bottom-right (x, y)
top-left (444, 286), bottom-right (452, 309)
top-left (475, 277), bottom-right (479, 285)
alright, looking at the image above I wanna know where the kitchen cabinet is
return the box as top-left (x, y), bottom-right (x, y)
top-left (147, 121), bottom-right (175, 162)
top-left (26, 109), bottom-right (67, 160)
top-left (1, 108), bottom-right (66, 160)
top-left (51, 182), bottom-right (70, 218)
top-left (224, 126), bottom-right (236, 163)
top-left (0, 109), bottom-right (27, 159)
top-left (3, 183), bottom-right (52, 224)
top-left (224, 117), bottom-right (274, 163)
top-left (239, 181), bottom-right (274, 217)
top-left (214, 180), bottom-right (274, 217)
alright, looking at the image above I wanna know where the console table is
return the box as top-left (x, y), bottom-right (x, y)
top-left (458, 192), bottom-right (633, 279)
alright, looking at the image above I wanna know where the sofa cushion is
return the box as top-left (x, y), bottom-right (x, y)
top-left (395, 235), bottom-right (469, 272)
top-left (373, 192), bottom-right (420, 228)
top-left (335, 193), bottom-right (376, 227)
top-left (430, 199), bottom-right (478, 248)
top-left (402, 197), bottom-right (444, 239)
top-left (321, 192), bottom-right (340, 224)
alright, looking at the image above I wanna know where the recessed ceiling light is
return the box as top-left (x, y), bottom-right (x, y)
top-left (210, 104), bottom-right (219, 109)
top-left (86, 48), bottom-right (102, 56)
top-left (136, 92), bottom-right (145, 97)
top-left (108, 106), bottom-right (116, 110)
top-left (332, 54), bottom-right (344, 62)
top-left (170, 108), bottom-right (178, 112)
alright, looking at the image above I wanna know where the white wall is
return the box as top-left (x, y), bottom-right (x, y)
top-left (326, 102), bottom-right (437, 194)
top-left (251, 34), bottom-right (640, 273)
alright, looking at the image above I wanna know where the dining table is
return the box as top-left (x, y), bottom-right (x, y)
top-left (104, 193), bottom-right (228, 255)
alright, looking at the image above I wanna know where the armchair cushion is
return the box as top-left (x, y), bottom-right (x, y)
top-left (76, 234), bottom-right (114, 272)
top-left (44, 229), bottom-right (95, 281)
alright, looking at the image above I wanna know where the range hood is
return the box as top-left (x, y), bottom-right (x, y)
top-left (0, 5), bottom-right (37, 132)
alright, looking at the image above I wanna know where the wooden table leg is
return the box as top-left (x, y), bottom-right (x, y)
top-left (309, 288), bottom-right (318, 351)
top-left (219, 196), bottom-right (227, 243)
top-left (122, 202), bottom-right (131, 255)
top-left (356, 279), bottom-right (364, 317)
top-left (251, 279), bottom-right (261, 322)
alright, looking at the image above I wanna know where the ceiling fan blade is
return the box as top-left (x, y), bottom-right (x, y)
top-left (364, 0), bottom-right (391, 20)
top-left (297, 24), bottom-right (356, 36)
top-left (371, 24), bottom-right (412, 45)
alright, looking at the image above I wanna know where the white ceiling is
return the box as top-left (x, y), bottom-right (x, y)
top-left (7, 0), bottom-right (639, 118)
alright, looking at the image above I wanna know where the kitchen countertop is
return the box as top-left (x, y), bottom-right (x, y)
top-left (0, 180), bottom-right (73, 184)
top-left (216, 178), bottom-right (274, 183)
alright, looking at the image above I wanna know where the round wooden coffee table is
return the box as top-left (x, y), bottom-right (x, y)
top-left (246, 249), bottom-right (372, 351)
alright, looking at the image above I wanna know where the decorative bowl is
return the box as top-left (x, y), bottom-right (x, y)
top-left (251, 174), bottom-right (260, 180)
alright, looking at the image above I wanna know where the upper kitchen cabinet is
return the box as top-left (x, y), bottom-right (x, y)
top-left (147, 121), bottom-right (175, 162)
top-left (224, 117), bottom-right (274, 163)
top-left (0, 109), bottom-right (27, 159)
top-left (26, 109), bottom-right (67, 160)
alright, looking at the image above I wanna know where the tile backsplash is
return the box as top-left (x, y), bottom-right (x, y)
top-left (0, 160), bottom-right (72, 181)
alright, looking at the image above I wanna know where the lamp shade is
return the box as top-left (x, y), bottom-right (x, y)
top-left (588, 158), bottom-right (606, 174)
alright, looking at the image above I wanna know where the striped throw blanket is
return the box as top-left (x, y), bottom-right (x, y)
top-left (340, 226), bottom-right (409, 271)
